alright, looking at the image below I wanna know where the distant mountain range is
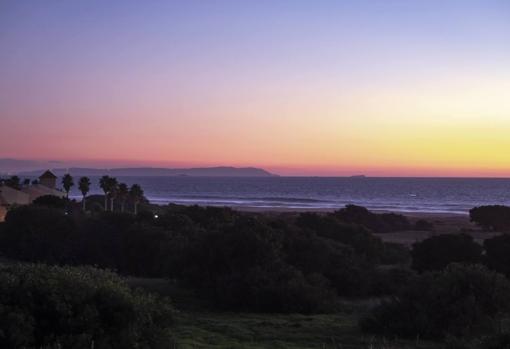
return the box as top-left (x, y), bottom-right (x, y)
top-left (0, 159), bottom-right (276, 177)
top-left (16, 166), bottom-right (276, 177)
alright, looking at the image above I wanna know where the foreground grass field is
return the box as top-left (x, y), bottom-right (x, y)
top-left (128, 278), bottom-right (436, 349)
top-left (171, 311), bottom-right (437, 349)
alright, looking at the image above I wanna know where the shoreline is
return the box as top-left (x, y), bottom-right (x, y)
top-left (154, 201), bottom-right (471, 217)
top-left (231, 205), bottom-right (469, 216)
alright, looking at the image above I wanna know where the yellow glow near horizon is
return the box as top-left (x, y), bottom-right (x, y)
top-left (1, 1), bottom-right (509, 176)
top-left (2, 75), bottom-right (510, 176)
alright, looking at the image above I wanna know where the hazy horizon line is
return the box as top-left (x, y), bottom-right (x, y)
top-left (1, 157), bottom-right (509, 178)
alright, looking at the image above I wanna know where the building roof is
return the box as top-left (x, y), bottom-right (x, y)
top-left (39, 170), bottom-right (57, 179)
top-left (0, 185), bottom-right (30, 205)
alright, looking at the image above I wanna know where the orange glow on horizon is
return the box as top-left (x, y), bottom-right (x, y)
top-left (1, 2), bottom-right (509, 177)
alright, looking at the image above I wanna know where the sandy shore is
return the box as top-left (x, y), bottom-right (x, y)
top-left (234, 205), bottom-right (468, 216)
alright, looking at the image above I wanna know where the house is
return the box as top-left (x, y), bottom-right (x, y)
top-left (39, 170), bottom-right (58, 189)
top-left (0, 185), bottom-right (31, 206)
top-left (0, 185), bottom-right (30, 222)
top-left (0, 170), bottom-right (64, 222)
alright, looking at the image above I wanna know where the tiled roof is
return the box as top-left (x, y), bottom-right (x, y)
top-left (39, 170), bottom-right (57, 179)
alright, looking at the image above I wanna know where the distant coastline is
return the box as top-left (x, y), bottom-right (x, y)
top-left (17, 166), bottom-right (276, 178)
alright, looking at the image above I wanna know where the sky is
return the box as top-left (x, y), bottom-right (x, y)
top-left (0, 0), bottom-right (509, 176)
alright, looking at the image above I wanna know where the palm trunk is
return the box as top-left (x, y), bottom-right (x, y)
top-left (121, 201), bottom-right (125, 213)
top-left (82, 196), bottom-right (86, 211)
top-left (134, 202), bottom-right (138, 215)
top-left (104, 195), bottom-right (108, 211)
top-left (110, 198), bottom-right (114, 212)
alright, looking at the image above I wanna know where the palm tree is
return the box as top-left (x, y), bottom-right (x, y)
top-left (129, 184), bottom-right (144, 215)
top-left (117, 183), bottom-right (129, 212)
top-left (78, 177), bottom-right (91, 211)
top-left (5, 176), bottom-right (20, 190)
top-left (99, 175), bottom-right (111, 211)
top-left (107, 177), bottom-right (119, 212)
top-left (62, 174), bottom-right (74, 198)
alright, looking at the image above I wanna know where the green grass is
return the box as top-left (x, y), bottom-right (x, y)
top-left (171, 311), bottom-right (422, 349)
top-left (128, 277), bottom-right (438, 349)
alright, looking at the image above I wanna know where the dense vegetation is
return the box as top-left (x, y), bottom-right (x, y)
top-left (0, 203), bottom-right (412, 313)
top-left (0, 264), bottom-right (172, 349)
top-left (361, 264), bottom-right (510, 340)
top-left (411, 233), bottom-right (483, 272)
top-left (332, 205), bottom-right (413, 233)
top-left (2, 198), bottom-right (510, 347)
top-left (470, 205), bottom-right (510, 232)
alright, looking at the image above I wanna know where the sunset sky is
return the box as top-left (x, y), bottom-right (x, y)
top-left (1, 1), bottom-right (509, 176)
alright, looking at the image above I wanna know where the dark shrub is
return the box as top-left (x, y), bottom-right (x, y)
top-left (177, 205), bottom-right (237, 229)
top-left (332, 205), bottom-right (411, 233)
top-left (183, 217), bottom-right (337, 312)
top-left (379, 213), bottom-right (413, 232)
top-left (0, 264), bottom-right (173, 349)
top-left (411, 233), bottom-right (483, 272)
top-left (361, 264), bottom-right (510, 340)
top-left (0, 207), bottom-right (176, 277)
top-left (0, 203), bottom-right (423, 313)
top-left (154, 211), bottom-right (196, 232)
top-left (478, 334), bottom-right (510, 349)
top-left (369, 266), bottom-right (415, 296)
top-left (214, 261), bottom-right (337, 313)
top-left (32, 195), bottom-right (68, 209)
top-left (283, 229), bottom-right (374, 297)
top-left (414, 219), bottom-right (435, 231)
top-left (296, 212), bottom-right (384, 263)
top-left (380, 242), bottom-right (410, 265)
top-left (1, 205), bottom-right (74, 263)
top-left (470, 205), bottom-right (510, 232)
top-left (119, 225), bottom-right (176, 277)
top-left (484, 234), bottom-right (510, 277)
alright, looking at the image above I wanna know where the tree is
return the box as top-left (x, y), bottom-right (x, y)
top-left (99, 175), bottom-right (111, 211)
top-left (107, 177), bottom-right (119, 211)
top-left (414, 219), bottom-right (435, 231)
top-left (78, 177), bottom-right (91, 211)
top-left (484, 234), bottom-right (510, 277)
top-left (411, 233), bottom-right (483, 273)
top-left (61, 174), bottom-right (74, 198)
top-left (360, 264), bottom-right (510, 340)
top-left (0, 264), bottom-right (173, 349)
top-left (32, 195), bottom-right (67, 209)
top-left (118, 183), bottom-right (129, 212)
top-left (5, 176), bottom-right (20, 190)
top-left (470, 206), bottom-right (510, 232)
top-left (332, 205), bottom-right (411, 233)
top-left (23, 178), bottom-right (30, 186)
top-left (129, 184), bottom-right (144, 215)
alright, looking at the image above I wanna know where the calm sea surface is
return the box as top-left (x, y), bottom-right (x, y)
top-left (68, 177), bottom-right (510, 215)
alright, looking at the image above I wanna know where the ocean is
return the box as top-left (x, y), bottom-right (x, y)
top-left (67, 176), bottom-right (510, 215)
